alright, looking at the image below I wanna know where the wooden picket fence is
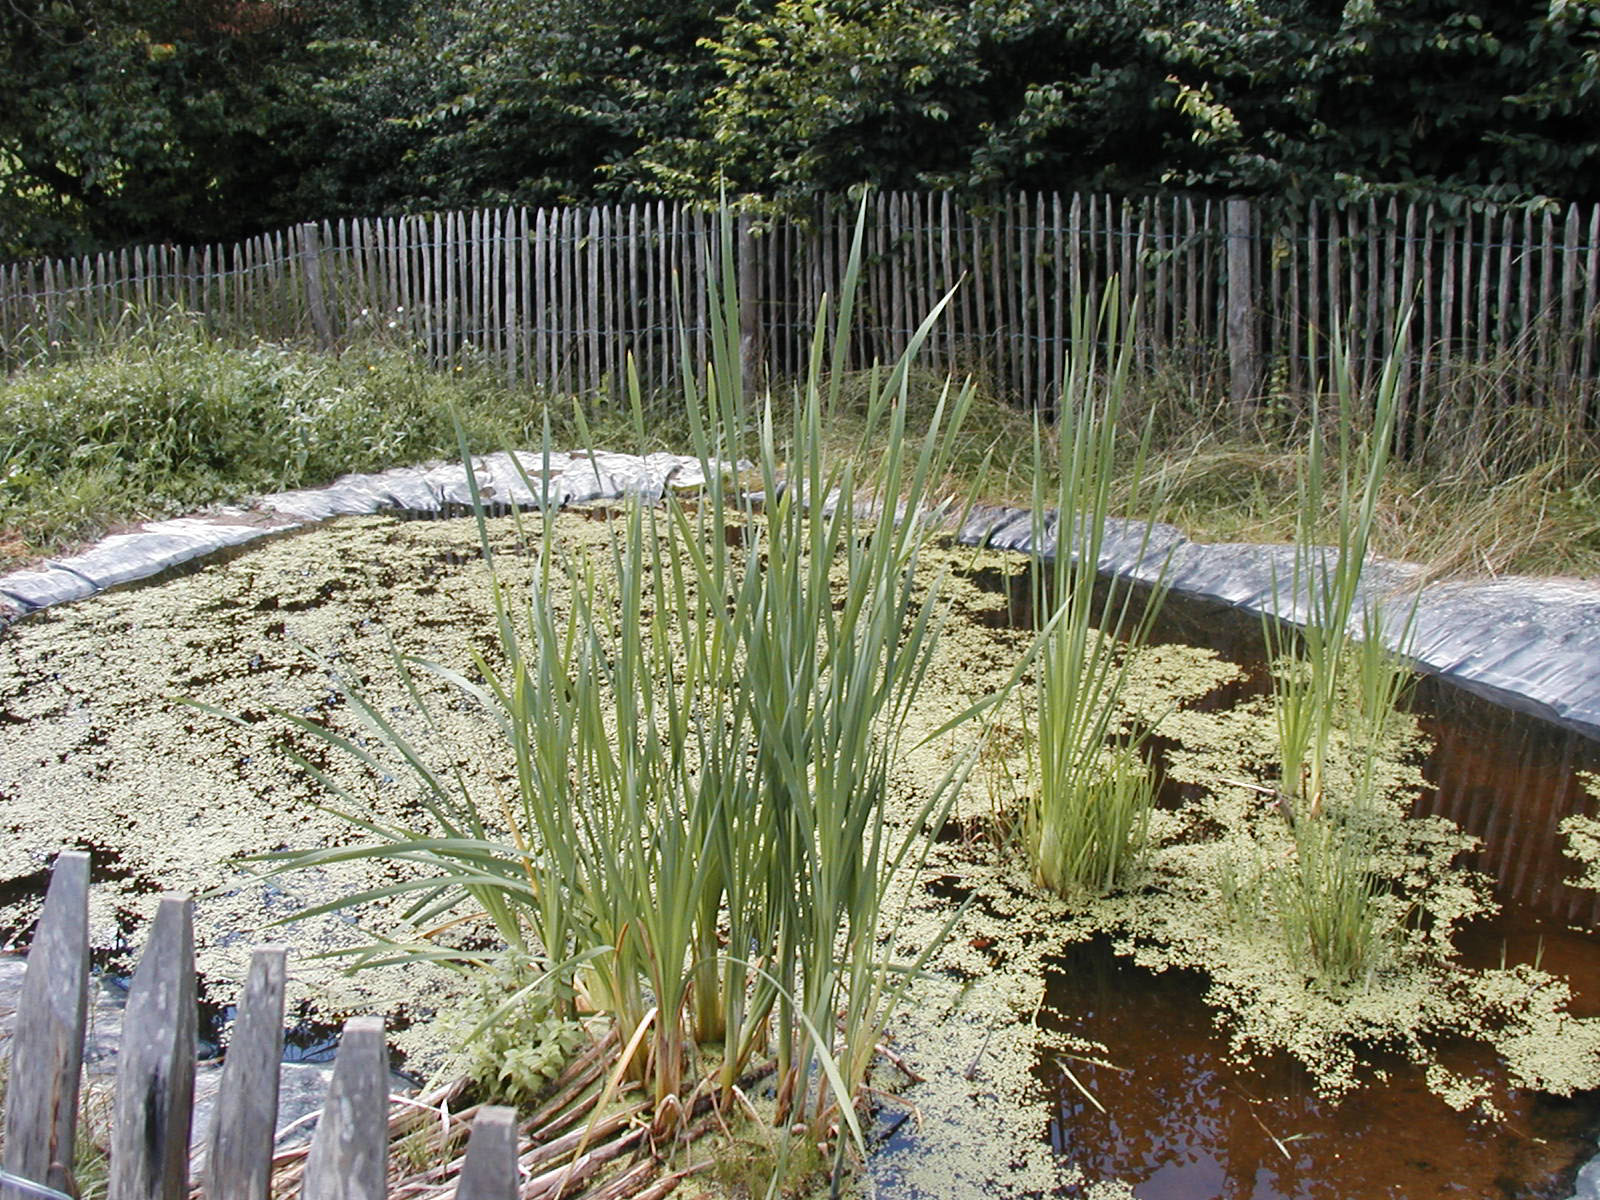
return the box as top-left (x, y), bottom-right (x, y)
top-left (3, 191), bottom-right (1600, 454)
top-left (0, 852), bottom-right (519, 1200)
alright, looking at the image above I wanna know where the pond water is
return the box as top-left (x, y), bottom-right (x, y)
top-left (1034, 937), bottom-right (1597, 1200)
top-left (2, 510), bottom-right (1597, 1197)
top-left (880, 564), bottom-right (1600, 1199)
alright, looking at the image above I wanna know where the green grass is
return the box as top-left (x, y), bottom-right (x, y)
top-left (0, 311), bottom-right (697, 569)
top-left (4, 303), bottom-right (1596, 581)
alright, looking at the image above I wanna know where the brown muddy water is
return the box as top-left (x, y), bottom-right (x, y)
top-left (885, 563), bottom-right (1600, 1199)
top-left (1029, 937), bottom-right (1597, 1200)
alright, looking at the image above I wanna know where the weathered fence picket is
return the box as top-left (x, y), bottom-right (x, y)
top-left (109, 894), bottom-right (197, 1200)
top-left (4, 192), bottom-right (1600, 452)
top-left (0, 855), bottom-right (528, 1200)
top-left (204, 946), bottom-right (286, 1200)
top-left (455, 1107), bottom-right (517, 1200)
top-left (299, 1018), bottom-right (387, 1200)
top-left (0, 850), bottom-right (89, 1200)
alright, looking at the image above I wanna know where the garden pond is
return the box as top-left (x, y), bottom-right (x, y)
top-left (0, 504), bottom-right (1597, 1198)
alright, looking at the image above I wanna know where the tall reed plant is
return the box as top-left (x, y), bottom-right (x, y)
top-left (1262, 313), bottom-right (1419, 986)
top-left (198, 200), bottom-right (997, 1172)
top-left (1266, 318), bottom-right (1408, 819)
top-left (1025, 282), bottom-right (1169, 900)
top-left (671, 206), bottom-right (988, 1145)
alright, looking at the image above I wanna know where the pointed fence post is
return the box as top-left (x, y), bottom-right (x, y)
top-left (1, 851), bottom-right (90, 1200)
top-left (109, 894), bottom-right (197, 1200)
top-left (455, 1106), bottom-right (518, 1200)
top-left (203, 946), bottom-right (287, 1200)
top-left (299, 223), bottom-right (334, 350)
top-left (1226, 197), bottom-right (1259, 417)
top-left (737, 210), bottom-right (761, 400)
top-left (299, 1017), bottom-right (388, 1200)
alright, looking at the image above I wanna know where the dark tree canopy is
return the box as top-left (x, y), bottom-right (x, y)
top-left (0, 0), bottom-right (414, 257)
top-left (4, 0), bottom-right (1599, 259)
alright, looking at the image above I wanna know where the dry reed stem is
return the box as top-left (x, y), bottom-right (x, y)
top-left (519, 1103), bottom-right (649, 1173)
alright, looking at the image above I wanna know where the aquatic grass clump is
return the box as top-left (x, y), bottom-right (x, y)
top-left (667, 208), bottom-right (991, 1146)
top-left (1274, 811), bottom-right (1389, 988)
top-left (1260, 313), bottom-right (1422, 987)
top-left (202, 199), bottom-right (997, 1183)
top-left (1024, 282), bottom-right (1168, 900)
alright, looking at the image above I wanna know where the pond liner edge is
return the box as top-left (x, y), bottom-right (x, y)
top-left (2, 454), bottom-right (1597, 744)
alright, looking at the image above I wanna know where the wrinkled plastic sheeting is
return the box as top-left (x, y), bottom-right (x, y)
top-left (0, 564), bottom-right (99, 612)
top-left (956, 502), bottom-right (1600, 740)
top-left (5, 463), bottom-right (1598, 740)
top-left (960, 505), bottom-right (1190, 584)
top-left (1157, 544), bottom-right (1598, 734)
top-left (1400, 578), bottom-right (1600, 732)
top-left (1572, 1148), bottom-right (1600, 1200)
top-left (259, 450), bottom-right (710, 516)
top-left (49, 519), bottom-right (291, 591)
top-left (257, 475), bottom-right (398, 521)
top-left (0, 516), bottom-right (293, 615)
top-left (0, 449), bottom-right (718, 625)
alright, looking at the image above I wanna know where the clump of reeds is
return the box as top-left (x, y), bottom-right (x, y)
top-left (1024, 283), bottom-right (1169, 900)
top-left (206, 200), bottom-right (995, 1191)
top-left (1261, 314), bottom-right (1419, 987)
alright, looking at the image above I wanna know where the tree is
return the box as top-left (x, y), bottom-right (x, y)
top-left (0, 0), bottom-right (407, 259)
top-left (317, 0), bottom-right (735, 211)
top-left (1156, 0), bottom-right (1600, 209)
top-left (638, 0), bottom-right (1600, 212)
top-left (631, 0), bottom-right (1249, 209)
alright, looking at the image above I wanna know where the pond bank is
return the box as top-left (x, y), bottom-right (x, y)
top-left (5, 450), bottom-right (1598, 740)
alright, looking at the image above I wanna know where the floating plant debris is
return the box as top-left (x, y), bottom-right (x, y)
top-left (1, 510), bottom-right (1597, 1197)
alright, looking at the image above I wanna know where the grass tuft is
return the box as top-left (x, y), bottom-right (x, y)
top-left (1023, 282), bottom-right (1169, 900)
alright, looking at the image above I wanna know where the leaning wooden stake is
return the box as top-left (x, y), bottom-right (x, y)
top-left (299, 223), bottom-right (334, 349)
top-left (204, 946), bottom-right (288, 1200)
top-left (299, 1017), bottom-right (388, 1200)
top-left (455, 1106), bottom-right (518, 1200)
top-left (1, 851), bottom-right (90, 1200)
top-left (109, 894), bottom-right (197, 1200)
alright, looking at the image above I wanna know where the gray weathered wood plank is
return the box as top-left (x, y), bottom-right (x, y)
top-left (1226, 197), bottom-right (1257, 412)
top-left (109, 894), bottom-right (197, 1200)
top-left (299, 1017), bottom-right (388, 1200)
top-left (1, 851), bottom-right (90, 1200)
top-left (454, 1106), bottom-right (517, 1200)
top-left (203, 946), bottom-right (287, 1200)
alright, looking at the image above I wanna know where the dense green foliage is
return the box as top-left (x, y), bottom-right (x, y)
top-left (4, 0), bottom-right (1600, 258)
top-left (0, 0), bottom-right (410, 256)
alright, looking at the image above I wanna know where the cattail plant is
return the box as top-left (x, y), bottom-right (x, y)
top-left (198, 198), bottom-right (999, 1180)
top-left (1262, 311), bottom-right (1419, 986)
top-left (1025, 281), bottom-right (1169, 900)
